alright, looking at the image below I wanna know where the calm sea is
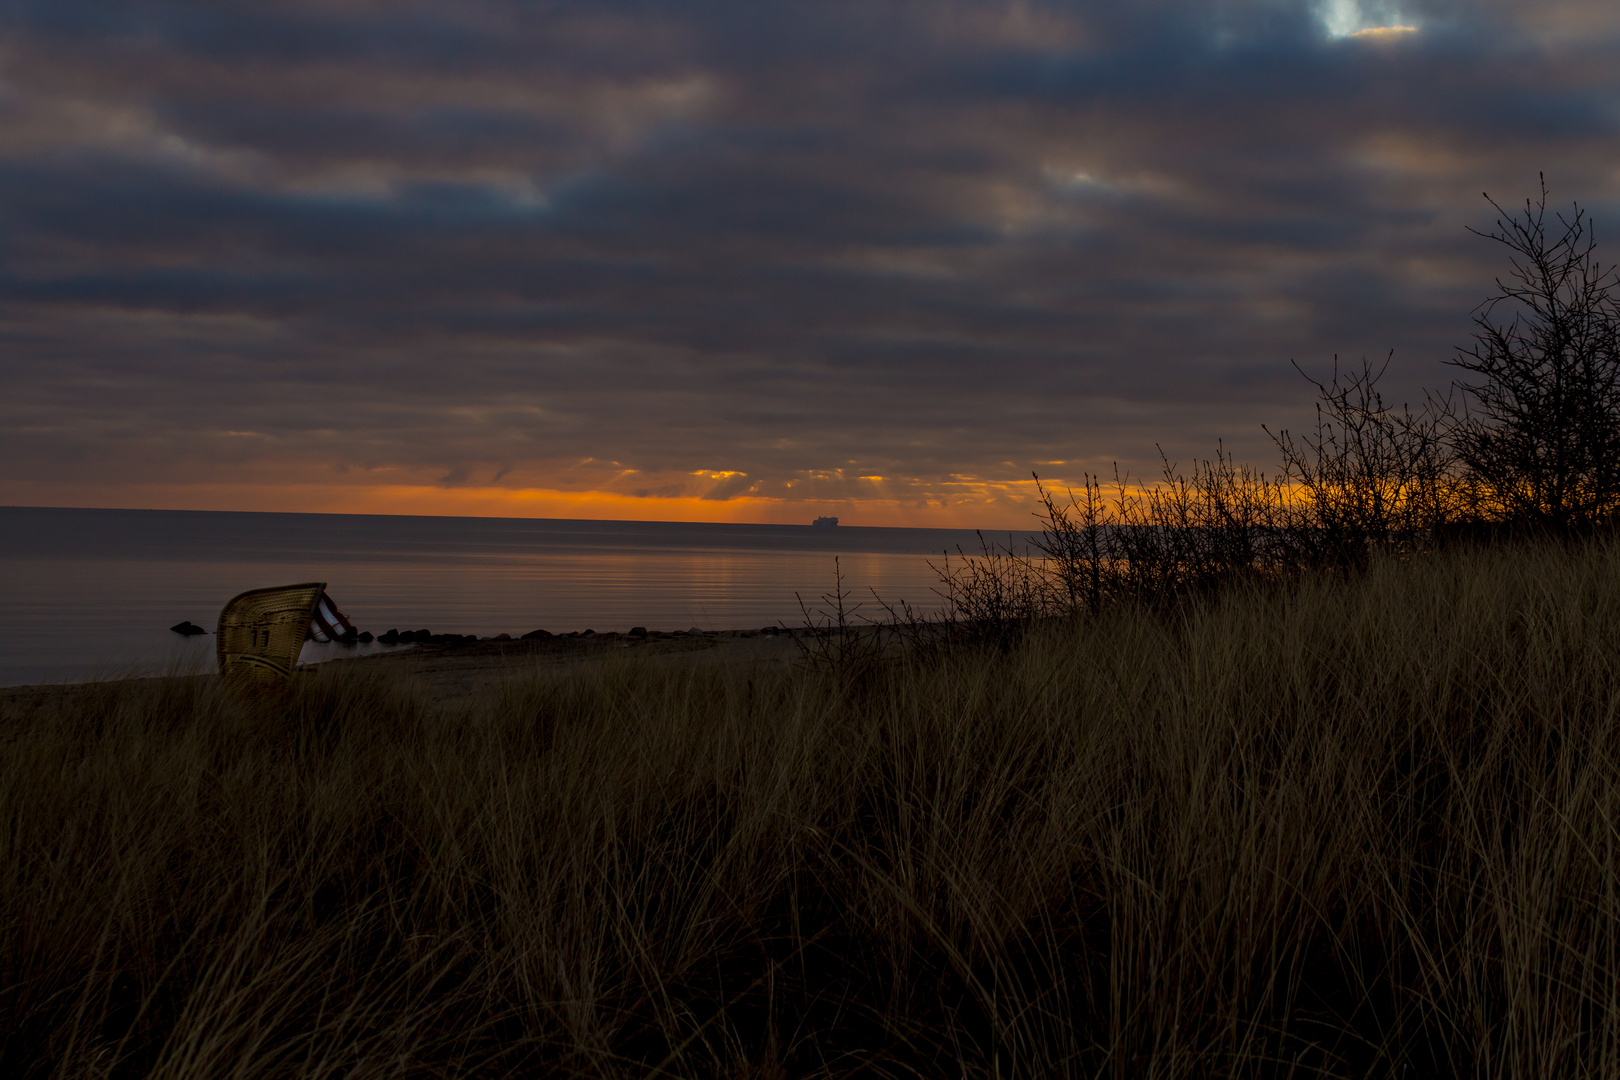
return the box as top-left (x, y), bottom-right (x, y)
top-left (0, 506), bottom-right (1031, 687)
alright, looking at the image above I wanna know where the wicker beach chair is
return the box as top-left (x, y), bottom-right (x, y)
top-left (216, 581), bottom-right (326, 683)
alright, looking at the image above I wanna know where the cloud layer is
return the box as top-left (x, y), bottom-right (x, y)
top-left (3, 0), bottom-right (1618, 524)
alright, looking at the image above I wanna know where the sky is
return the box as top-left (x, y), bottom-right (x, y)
top-left (2, 0), bottom-right (1618, 527)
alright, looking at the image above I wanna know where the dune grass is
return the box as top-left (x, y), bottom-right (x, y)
top-left (5, 539), bottom-right (1620, 1077)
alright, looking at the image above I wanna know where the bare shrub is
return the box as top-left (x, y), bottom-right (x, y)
top-left (1105, 445), bottom-right (1292, 600)
top-left (935, 350), bottom-right (1465, 631)
top-left (1268, 353), bottom-right (1459, 568)
top-left (1450, 177), bottom-right (1620, 531)
top-left (790, 556), bottom-right (889, 676)
top-left (926, 447), bottom-right (1292, 634)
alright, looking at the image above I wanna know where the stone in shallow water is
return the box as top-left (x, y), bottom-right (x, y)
top-left (426, 633), bottom-right (475, 645)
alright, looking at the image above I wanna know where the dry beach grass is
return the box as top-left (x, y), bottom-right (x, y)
top-left (5, 539), bottom-right (1620, 1077)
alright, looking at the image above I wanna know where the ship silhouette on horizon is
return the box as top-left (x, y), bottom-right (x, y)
top-left (812, 516), bottom-right (838, 528)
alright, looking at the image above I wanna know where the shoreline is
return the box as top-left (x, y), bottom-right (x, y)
top-left (2, 625), bottom-right (809, 706)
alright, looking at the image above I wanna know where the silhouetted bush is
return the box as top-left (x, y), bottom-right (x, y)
top-left (1269, 354), bottom-right (1457, 568)
top-left (1450, 177), bottom-right (1620, 531)
top-left (903, 450), bottom-right (1293, 643)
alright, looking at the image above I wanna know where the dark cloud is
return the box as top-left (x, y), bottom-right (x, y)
top-left (3, 0), bottom-right (1618, 517)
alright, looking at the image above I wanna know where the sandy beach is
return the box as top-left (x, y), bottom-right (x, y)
top-left (1, 626), bottom-right (809, 709)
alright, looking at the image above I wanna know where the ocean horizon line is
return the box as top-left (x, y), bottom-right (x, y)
top-left (0, 502), bottom-right (1035, 538)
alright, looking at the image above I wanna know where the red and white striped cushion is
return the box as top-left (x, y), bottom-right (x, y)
top-left (306, 592), bottom-right (354, 642)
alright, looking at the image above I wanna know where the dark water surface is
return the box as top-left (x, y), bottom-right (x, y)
top-left (1, 506), bottom-right (1028, 687)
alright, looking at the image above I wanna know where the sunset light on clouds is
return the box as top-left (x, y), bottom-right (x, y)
top-left (3, 0), bottom-right (1617, 527)
top-left (1318, 0), bottom-right (1416, 38)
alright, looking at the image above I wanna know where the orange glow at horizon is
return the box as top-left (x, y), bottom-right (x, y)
top-left (0, 480), bottom-right (1052, 530)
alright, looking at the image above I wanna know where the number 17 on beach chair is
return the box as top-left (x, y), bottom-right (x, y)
top-left (215, 582), bottom-right (355, 683)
